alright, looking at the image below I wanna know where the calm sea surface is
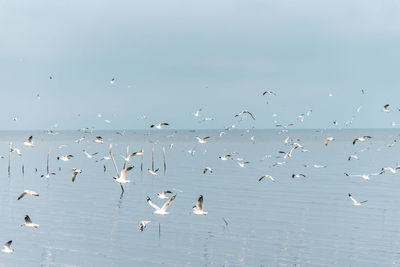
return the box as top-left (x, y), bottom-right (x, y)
top-left (1, 129), bottom-right (400, 266)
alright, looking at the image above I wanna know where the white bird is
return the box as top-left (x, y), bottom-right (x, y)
top-left (113, 166), bottom-right (134, 184)
top-left (72, 168), bottom-right (82, 182)
top-left (17, 190), bottom-right (39, 200)
top-left (192, 195), bottom-right (208, 215)
top-left (262, 90), bottom-right (276, 96)
top-left (196, 136), bottom-right (210, 144)
top-left (203, 167), bottom-right (213, 174)
top-left (100, 156), bottom-right (111, 161)
top-left (325, 137), bottom-right (335, 146)
top-left (95, 136), bottom-right (104, 144)
top-left (110, 78), bottom-right (115, 84)
top-left (383, 104), bottom-right (390, 112)
top-left (187, 147), bottom-right (196, 156)
top-left (120, 150), bottom-right (143, 162)
top-left (273, 161), bottom-right (286, 167)
top-left (23, 136), bottom-right (34, 147)
top-left (194, 108), bottom-right (202, 117)
top-left (218, 154), bottom-right (232, 160)
top-left (139, 221), bottom-right (151, 232)
top-left (10, 147), bottom-right (22, 156)
top-left (348, 154), bottom-right (359, 161)
top-left (292, 173), bottom-right (306, 178)
top-left (348, 193), bottom-right (368, 206)
top-left (150, 123), bottom-right (169, 129)
top-left (75, 137), bottom-right (85, 143)
top-left (258, 175), bottom-right (275, 182)
top-left (57, 154), bottom-right (73, 161)
top-left (313, 164), bottom-right (327, 168)
top-left (2, 240), bottom-right (13, 254)
top-left (238, 161), bottom-right (250, 168)
top-left (148, 168), bottom-right (159, 176)
top-left (21, 215), bottom-right (39, 228)
top-left (146, 195), bottom-right (177, 215)
top-left (83, 150), bottom-right (98, 159)
top-left (344, 172), bottom-right (381, 181)
top-left (381, 166), bottom-right (400, 174)
top-left (41, 172), bottom-right (56, 179)
top-left (353, 136), bottom-right (372, 145)
top-left (157, 190), bottom-right (172, 199)
top-left (275, 123), bottom-right (294, 129)
top-left (235, 110), bottom-right (256, 120)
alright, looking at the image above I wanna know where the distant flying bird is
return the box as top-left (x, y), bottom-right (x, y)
top-left (353, 136), bottom-right (372, 145)
top-left (57, 154), bottom-right (73, 161)
top-left (196, 136), bottom-right (210, 144)
top-left (83, 150), bottom-right (98, 159)
top-left (348, 193), bottom-right (368, 206)
top-left (148, 168), bottom-right (159, 176)
top-left (110, 78), bottom-right (115, 84)
top-left (100, 156), bottom-right (111, 161)
top-left (23, 136), bottom-right (34, 147)
top-left (383, 104), bottom-right (390, 112)
top-left (344, 172), bottom-right (381, 181)
top-left (324, 137), bottom-right (335, 146)
top-left (275, 123), bottom-right (294, 129)
top-left (72, 168), bottom-right (82, 182)
top-left (10, 147), bottom-right (22, 156)
top-left (17, 190), bottom-right (39, 200)
top-left (95, 136), bottom-right (104, 144)
top-left (187, 147), bottom-right (196, 156)
top-left (194, 109), bottom-right (202, 117)
top-left (292, 173), bottom-right (306, 178)
top-left (120, 150), bottom-right (143, 162)
top-left (218, 154), bottom-right (232, 160)
top-left (21, 215), bottom-right (39, 228)
top-left (146, 195), bottom-right (177, 215)
top-left (150, 123), bottom-right (169, 129)
top-left (113, 166), bottom-right (134, 184)
top-left (235, 110), bottom-right (256, 120)
top-left (157, 190), bottom-right (173, 199)
top-left (139, 221), bottom-right (151, 232)
top-left (2, 240), bottom-right (13, 254)
top-left (238, 161), bottom-right (250, 168)
top-left (348, 154), bottom-right (359, 161)
top-left (41, 172), bottom-right (56, 179)
top-left (273, 161), bottom-right (286, 167)
top-left (192, 195), bottom-right (208, 215)
top-left (361, 89), bottom-right (367, 94)
top-left (258, 175), bottom-right (275, 182)
top-left (262, 90), bottom-right (276, 96)
top-left (203, 167), bottom-right (213, 174)
top-left (381, 166), bottom-right (400, 174)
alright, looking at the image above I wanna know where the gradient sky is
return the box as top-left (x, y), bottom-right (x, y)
top-left (0, 0), bottom-right (399, 130)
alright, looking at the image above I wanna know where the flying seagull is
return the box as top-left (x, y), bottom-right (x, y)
top-left (324, 137), bottom-right (335, 146)
top-left (157, 190), bottom-right (173, 199)
top-left (353, 136), bottom-right (372, 145)
top-left (146, 195), bottom-right (177, 215)
top-left (2, 240), bottom-right (13, 254)
top-left (292, 173), bottom-right (306, 178)
top-left (21, 215), bottom-right (39, 228)
top-left (23, 136), bottom-right (34, 147)
top-left (235, 110), bottom-right (256, 120)
top-left (17, 190), bottom-right (39, 200)
top-left (57, 154), bottom-right (73, 161)
top-left (72, 168), bottom-right (82, 182)
top-left (203, 167), bottom-right (213, 174)
top-left (383, 104), bottom-right (390, 112)
top-left (196, 136), bottom-right (210, 144)
top-left (41, 172), bottom-right (56, 179)
top-left (150, 123), bottom-right (169, 129)
top-left (348, 193), bottom-right (368, 206)
top-left (95, 136), bottom-right (104, 144)
top-left (258, 175), bottom-right (275, 182)
top-left (113, 166), bottom-right (134, 185)
top-left (344, 172), bottom-right (381, 181)
top-left (139, 221), bottom-right (151, 232)
top-left (83, 150), bottom-right (98, 159)
top-left (192, 195), bottom-right (208, 215)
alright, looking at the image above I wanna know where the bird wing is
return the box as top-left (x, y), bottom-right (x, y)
top-left (349, 195), bottom-right (358, 205)
top-left (258, 176), bottom-right (265, 181)
top-left (25, 215), bottom-right (32, 223)
top-left (352, 138), bottom-right (358, 145)
top-left (17, 192), bottom-right (27, 200)
top-left (244, 111), bottom-right (256, 120)
top-left (196, 195), bottom-right (203, 210)
top-left (146, 197), bottom-right (160, 210)
top-left (4, 240), bottom-right (12, 248)
top-left (120, 166), bottom-right (134, 178)
top-left (72, 172), bottom-right (77, 182)
top-left (161, 195), bottom-right (176, 211)
top-left (27, 136), bottom-right (33, 143)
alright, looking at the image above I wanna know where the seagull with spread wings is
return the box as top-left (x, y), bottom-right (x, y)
top-left (146, 195), bottom-right (177, 215)
top-left (192, 195), bottom-right (208, 215)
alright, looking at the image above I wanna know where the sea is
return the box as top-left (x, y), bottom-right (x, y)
top-left (1, 129), bottom-right (400, 267)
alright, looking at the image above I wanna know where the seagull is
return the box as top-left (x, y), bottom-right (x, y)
top-left (157, 191), bottom-right (173, 199)
top-left (292, 173), bottom-right (306, 178)
top-left (381, 166), bottom-right (400, 174)
top-left (113, 166), bottom-right (134, 185)
top-left (258, 175), bottom-right (275, 182)
top-left (344, 172), bottom-right (381, 181)
top-left (196, 136), bottom-right (210, 144)
top-left (83, 150), bottom-right (98, 159)
top-left (148, 168), bottom-right (159, 176)
top-left (203, 167), bottom-right (213, 174)
top-left (361, 89), bottom-right (367, 94)
top-left (75, 137), bottom-right (85, 143)
top-left (348, 193), bottom-right (368, 206)
top-left (95, 136), bottom-right (104, 144)
top-left (23, 136), bottom-right (34, 147)
top-left (110, 78), bottom-right (115, 84)
top-left (146, 195), bottom-right (177, 215)
top-left (325, 137), bottom-right (335, 146)
top-left (262, 90), bottom-right (276, 96)
top-left (139, 221), bottom-right (151, 232)
top-left (120, 150), bottom-right (143, 162)
top-left (273, 161), bottom-right (286, 167)
top-left (10, 147), bottom-right (22, 156)
top-left (312, 164), bottom-right (327, 169)
top-left (219, 154), bottom-right (232, 160)
top-left (383, 104), bottom-right (390, 112)
top-left (17, 190), bottom-right (39, 200)
top-left (192, 195), bottom-right (208, 215)
top-left (194, 109), bottom-right (202, 117)
top-left (187, 147), bottom-right (196, 156)
top-left (150, 123), bottom-right (169, 129)
top-left (2, 240), bottom-right (13, 254)
top-left (353, 136), bottom-right (372, 145)
top-left (275, 123), bottom-right (294, 129)
top-left (72, 168), bottom-right (82, 182)
top-left (348, 154), bottom-right (359, 161)
top-left (235, 110), bottom-right (256, 120)
top-left (238, 161), bottom-right (250, 168)
top-left (100, 156), bottom-right (111, 161)
top-left (21, 215), bottom-right (39, 228)
top-left (57, 154), bottom-right (73, 161)
top-left (41, 172), bottom-right (56, 179)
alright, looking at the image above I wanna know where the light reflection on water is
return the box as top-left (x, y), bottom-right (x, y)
top-left (0, 129), bottom-right (400, 266)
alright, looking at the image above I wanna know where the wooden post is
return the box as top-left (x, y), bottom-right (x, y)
top-left (163, 146), bottom-right (166, 176)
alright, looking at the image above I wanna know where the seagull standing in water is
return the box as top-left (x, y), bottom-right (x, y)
top-left (146, 195), bottom-right (177, 215)
top-left (192, 195), bottom-right (208, 215)
top-left (348, 193), bottom-right (368, 206)
top-left (2, 240), bottom-right (13, 254)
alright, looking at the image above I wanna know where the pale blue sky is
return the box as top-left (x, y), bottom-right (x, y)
top-left (0, 0), bottom-right (399, 130)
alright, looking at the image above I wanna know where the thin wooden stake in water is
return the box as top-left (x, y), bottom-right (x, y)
top-left (163, 146), bottom-right (166, 176)
top-left (22, 164), bottom-right (24, 176)
top-left (8, 142), bottom-right (11, 176)
top-left (109, 144), bottom-right (123, 193)
top-left (158, 223), bottom-right (161, 240)
top-left (140, 152), bottom-right (144, 176)
top-left (47, 148), bottom-right (50, 174)
top-left (152, 146), bottom-right (155, 171)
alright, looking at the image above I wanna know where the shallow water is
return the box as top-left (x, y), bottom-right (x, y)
top-left (1, 129), bottom-right (400, 266)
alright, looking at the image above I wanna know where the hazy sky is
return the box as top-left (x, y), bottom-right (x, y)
top-left (0, 0), bottom-right (399, 130)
